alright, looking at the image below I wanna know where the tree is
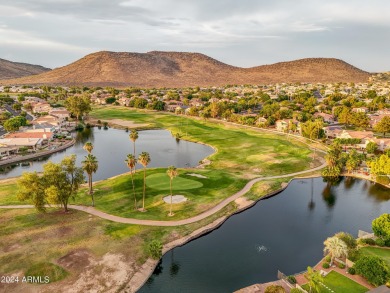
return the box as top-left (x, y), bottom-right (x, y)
top-left (148, 240), bottom-right (163, 259)
top-left (368, 154), bottom-right (390, 183)
top-left (138, 152), bottom-right (151, 211)
top-left (323, 236), bottom-right (348, 266)
top-left (83, 142), bottom-right (94, 154)
top-left (374, 116), bottom-right (390, 137)
top-left (129, 130), bottom-right (139, 158)
top-left (82, 154), bottom-right (98, 206)
top-left (306, 266), bottom-right (323, 293)
top-left (166, 166), bottom-right (178, 217)
top-left (345, 149), bottom-right (360, 173)
top-left (125, 154), bottom-right (137, 210)
top-left (354, 255), bottom-right (390, 286)
top-left (3, 116), bottom-right (27, 132)
top-left (366, 142), bottom-right (378, 154)
top-left (64, 95), bottom-right (91, 120)
top-left (17, 172), bottom-right (46, 212)
top-left (17, 155), bottom-right (84, 212)
top-left (322, 142), bottom-right (343, 178)
top-left (372, 214), bottom-right (390, 241)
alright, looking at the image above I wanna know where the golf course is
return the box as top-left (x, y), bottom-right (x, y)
top-left (0, 106), bottom-right (325, 292)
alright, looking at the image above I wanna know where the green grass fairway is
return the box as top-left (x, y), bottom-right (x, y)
top-left (359, 246), bottom-right (390, 267)
top-left (146, 173), bottom-right (203, 190)
top-left (303, 271), bottom-right (368, 293)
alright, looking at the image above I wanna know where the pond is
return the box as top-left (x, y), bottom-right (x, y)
top-left (0, 128), bottom-right (215, 181)
top-left (139, 177), bottom-right (390, 293)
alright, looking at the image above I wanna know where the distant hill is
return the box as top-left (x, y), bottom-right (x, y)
top-left (0, 51), bottom-right (370, 87)
top-left (0, 58), bottom-right (51, 80)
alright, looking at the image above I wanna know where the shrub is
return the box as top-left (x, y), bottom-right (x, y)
top-left (376, 238), bottom-right (386, 247)
top-left (325, 255), bottom-right (331, 262)
top-left (322, 262), bottom-right (330, 269)
top-left (354, 255), bottom-right (390, 286)
top-left (358, 238), bottom-right (376, 245)
top-left (287, 275), bottom-right (297, 284)
top-left (264, 284), bottom-right (286, 293)
top-left (338, 263), bottom-right (346, 269)
top-left (335, 232), bottom-right (357, 249)
top-left (372, 214), bottom-right (390, 241)
top-left (97, 119), bottom-right (101, 124)
top-left (147, 240), bottom-right (163, 259)
top-left (348, 267), bottom-right (356, 275)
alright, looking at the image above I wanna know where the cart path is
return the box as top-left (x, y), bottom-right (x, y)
top-left (0, 161), bottom-right (326, 226)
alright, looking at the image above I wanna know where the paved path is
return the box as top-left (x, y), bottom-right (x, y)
top-left (0, 160), bottom-right (326, 226)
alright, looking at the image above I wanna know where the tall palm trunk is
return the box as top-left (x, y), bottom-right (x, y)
top-left (131, 170), bottom-right (137, 209)
top-left (142, 167), bottom-right (146, 210)
top-left (169, 178), bottom-right (173, 216)
top-left (133, 143), bottom-right (136, 171)
top-left (89, 173), bottom-right (95, 206)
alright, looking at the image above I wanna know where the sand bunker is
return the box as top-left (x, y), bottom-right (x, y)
top-left (107, 119), bottom-right (149, 128)
top-left (163, 195), bottom-right (188, 204)
top-left (186, 173), bottom-right (207, 179)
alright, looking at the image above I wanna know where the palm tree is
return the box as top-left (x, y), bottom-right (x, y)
top-left (125, 154), bottom-right (137, 210)
top-left (82, 154), bottom-right (98, 206)
top-left (129, 130), bottom-right (139, 157)
top-left (323, 236), bottom-right (348, 266)
top-left (83, 142), bottom-right (94, 154)
top-left (138, 152), bottom-right (151, 211)
top-left (166, 166), bottom-right (178, 216)
top-left (306, 266), bottom-right (323, 293)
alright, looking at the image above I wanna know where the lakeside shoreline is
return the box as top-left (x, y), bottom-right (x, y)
top-left (0, 139), bottom-right (76, 167)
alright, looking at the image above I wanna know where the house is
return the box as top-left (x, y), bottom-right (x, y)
top-left (6, 131), bottom-right (53, 140)
top-left (323, 125), bottom-right (343, 138)
top-left (32, 115), bottom-right (62, 129)
top-left (275, 119), bottom-right (300, 133)
top-left (49, 108), bottom-right (70, 120)
top-left (352, 107), bottom-right (368, 113)
top-left (32, 102), bottom-right (52, 114)
top-left (118, 97), bottom-right (131, 106)
top-left (0, 138), bottom-right (43, 151)
top-left (314, 113), bottom-right (335, 124)
top-left (369, 114), bottom-right (390, 127)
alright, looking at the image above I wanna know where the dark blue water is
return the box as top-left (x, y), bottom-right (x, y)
top-left (0, 128), bottom-right (214, 181)
top-left (139, 177), bottom-right (390, 293)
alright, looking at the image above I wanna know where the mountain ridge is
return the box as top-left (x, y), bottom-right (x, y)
top-left (0, 58), bottom-right (51, 80)
top-left (0, 51), bottom-right (370, 87)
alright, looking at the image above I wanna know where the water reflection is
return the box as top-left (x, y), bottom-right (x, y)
top-left (139, 177), bottom-right (390, 293)
top-left (368, 182), bottom-right (390, 202)
top-left (321, 182), bottom-right (337, 208)
top-left (75, 127), bottom-right (94, 146)
top-left (0, 128), bottom-right (214, 180)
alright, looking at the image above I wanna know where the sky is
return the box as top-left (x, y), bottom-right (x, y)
top-left (0, 0), bottom-right (389, 72)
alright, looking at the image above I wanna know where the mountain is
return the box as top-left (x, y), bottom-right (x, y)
top-left (0, 58), bottom-right (51, 80)
top-left (0, 51), bottom-right (370, 87)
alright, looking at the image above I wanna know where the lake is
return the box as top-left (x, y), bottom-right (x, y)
top-left (139, 177), bottom-right (390, 293)
top-left (0, 128), bottom-right (215, 181)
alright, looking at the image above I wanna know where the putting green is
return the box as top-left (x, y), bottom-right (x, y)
top-left (146, 173), bottom-right (203, 190)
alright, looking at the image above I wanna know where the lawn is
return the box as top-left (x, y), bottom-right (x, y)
top-left (359, 246), bottom-right (390, 267)
top-left (303, 271), bottom-right (368, 293)
top-left (0, 201), bottom-right (237, 291)
top-left (90, 106), bottom-right (317, 178)
top-left (0, 106), bottom-right (321, 220)
top-left (74, 168), bottom-right (246, 220)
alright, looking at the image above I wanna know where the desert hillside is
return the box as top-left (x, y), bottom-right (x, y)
top-left (0, 51), bottom-right (370, 87)
top-left (0, 58), bottom-right (51, 80)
